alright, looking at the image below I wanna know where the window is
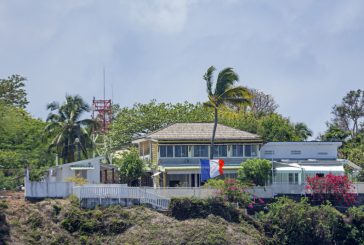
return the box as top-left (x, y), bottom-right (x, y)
top-left (245, 145), bottom-right (258, 157)
top-left (291, 150), bottom-right (301, 155)
top-left (318, 152), bottom-right (328, 155)
top-left (264, 150), bottom-right (274, 155)
top-left (160, 145), bottom-right (173, 158)
top-left (175, 145), bottom-right (188, 157)
top-left (289, 173), bottom-right (299, 184)
top-left (232, 145), bottom-right (244, 157)
top-left (193, 145), bottom-right (208, 157)
top-left (213, 145), bottom-right (227, 157)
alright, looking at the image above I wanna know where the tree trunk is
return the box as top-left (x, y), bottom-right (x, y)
top-left (210, 107), bottom-right (218, 159)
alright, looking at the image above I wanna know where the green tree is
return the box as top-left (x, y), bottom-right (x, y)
top-left (259, 197), bottom-right (351, 245)
top-left (294, 122), bottom-right (313, 140)
top-left (320, 123), bottom-right (350, 142)
top-left (113, 147), bottom-right (145, 185)
top-left (0, 103), bottom-right (52, 189)
top-left (0, 75), bottom-right (29, 108)
top-left (203, 66), bottom-right (251, 159)
top-left (332, 89), bottom-right (364, 137)
top-left (237, 158), bottom-right (272, 186)
top-left (257, 114), bottom-right (301, 142)
top-left (110, 100), bottom-right (212, 148)
top-left (44, 95), bottom-right (96, 163)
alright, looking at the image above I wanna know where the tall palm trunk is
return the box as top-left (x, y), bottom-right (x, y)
top-left (210, 107), bottom-right (218, 159)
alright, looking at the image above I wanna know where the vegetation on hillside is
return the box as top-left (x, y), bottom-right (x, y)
top-left (1, 197), bottom-right (266, 245)
top-left (320, 89), bottom-right (364, 179)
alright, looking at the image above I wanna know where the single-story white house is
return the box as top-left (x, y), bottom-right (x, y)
top-left (47, 157), bottom-right (119, 184)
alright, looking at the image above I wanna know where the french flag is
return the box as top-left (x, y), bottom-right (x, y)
top-left (200, 159), bottom-right (225, 182)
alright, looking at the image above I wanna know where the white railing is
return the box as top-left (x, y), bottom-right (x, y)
top-left (354, 182), bottom-right (364, 194)
top-left (140, 189), bottom-right (170, 210)
top-left (72, 184), bottom-right (171, 210)
top-left (73, 184), bottom-right (137, 199)
top-left (142, 187), bottom-right (217, 199)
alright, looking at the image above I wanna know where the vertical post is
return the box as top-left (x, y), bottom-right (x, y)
top-left (55, 154), bottom-right (59, 166)
top-left (163, 172), bottom-right (167, 187)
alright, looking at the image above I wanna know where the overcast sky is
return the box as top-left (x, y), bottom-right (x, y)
top-left (1, 0), bottom-right (363, 138)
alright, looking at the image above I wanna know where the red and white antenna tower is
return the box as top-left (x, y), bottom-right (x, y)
top-left (92, 68), bottom-right (112, 133)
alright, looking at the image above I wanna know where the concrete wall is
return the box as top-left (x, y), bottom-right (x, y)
top-left (25, 180), bottom-right (74, 198)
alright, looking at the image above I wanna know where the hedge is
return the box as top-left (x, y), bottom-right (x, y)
top-left (168, 197), bottom-right (240, 223)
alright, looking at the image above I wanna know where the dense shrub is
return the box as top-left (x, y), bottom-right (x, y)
top-left (26, 212), bottom-right (43, 229)
top-left (169, 197), bottom-right (240, 223)
top-left (204, 178), bottom-right (225, 189)
top-left (259, 197), bottom-right (354, 245)
top-left (346, 205), bottom-right (364, 243)
top-left (218, 178), bottom-right (254, 206)
top-left (0, 208), bottom-right (9, 242)
top-left (238, 158), bottom-right (271, 186)
top-left (306, 173), bottom-right (356, 205)
top-left (61, 206), bottom-right (131, 235)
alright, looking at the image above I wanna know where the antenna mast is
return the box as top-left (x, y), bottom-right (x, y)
top-left (92, 68), bottom-right (112, 134)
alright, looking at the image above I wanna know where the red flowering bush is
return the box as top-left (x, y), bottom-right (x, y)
top-left (305, 173), bottom-right (357, 205)
top-left (217, 178), bottom-right (263, 207)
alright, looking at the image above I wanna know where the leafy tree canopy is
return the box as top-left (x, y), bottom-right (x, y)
top-left (109, 100), bottom-right (213, 148)
top-left (110, 100), bottom-right (311, 149)
top-left (237, 158), bottom-right (272, 186)
top-left (0, 102), bottom-right (51, 169)
top-left (44, 95), bottom-right (96, 163)
top-left (203, 66), bottom-right (252, 159)
top-left (113, 147), bottom-right (145, 185)
top-left (331, 89), bottom-right (364, 138)
top-left (0, 103), bottom-right (52, 189)
top-left (259, 197), bottom-right (354, 244)
top-left (0, 75), bottom-right (29, 108)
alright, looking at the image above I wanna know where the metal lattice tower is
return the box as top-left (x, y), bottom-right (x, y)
top-left (92, 97), bottom-right (112, 133)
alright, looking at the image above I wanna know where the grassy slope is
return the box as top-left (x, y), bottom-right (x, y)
top-left (0, 196), bottom-right (267, 245)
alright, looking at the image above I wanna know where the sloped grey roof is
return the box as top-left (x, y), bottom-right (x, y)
top-left (137, 123), bottom-right (261, 141)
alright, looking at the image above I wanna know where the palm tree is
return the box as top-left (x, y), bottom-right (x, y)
top-left (44, 95), bottom-right (97, 163)
top-left (203, 66), bottom-right (252, 159)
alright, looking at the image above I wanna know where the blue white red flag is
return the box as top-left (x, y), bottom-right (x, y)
top-left (200, 159), bottom-right (225, 182)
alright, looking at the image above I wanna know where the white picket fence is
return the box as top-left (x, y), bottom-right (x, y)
top-left (142, 187), bottom-right (217, 198)
top-left (73, 185), bottom-right (171, 210)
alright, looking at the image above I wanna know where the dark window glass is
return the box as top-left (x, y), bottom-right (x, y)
top-left (175, 145), bottom-right (188, 157)
top-left (232, 145), bottom-right (244, 157)
top-left (245, 145), bottom-right (252, 157)
top-left (160, 146), bottom-right (166, 158)
top-left (213, 145), bottom-right (227, 157)
top-left (160, 146), bottom-right (173, 158)
top-left (193, 145), bottom-right (208, 157)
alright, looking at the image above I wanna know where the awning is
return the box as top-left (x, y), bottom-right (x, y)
top-left (70, 166), bottom-right (95, 170)
top-left (275, 166), bottom-right (302, 173)
top-left (70, 163), bottom-right (95, 170)
top-left (301, 165), bottom-right (344, 172)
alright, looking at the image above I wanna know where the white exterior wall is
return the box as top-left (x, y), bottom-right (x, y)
top-left (50, 157), bottom-right (103, 184)
top-left (260, 142), bottom-right (342, 160)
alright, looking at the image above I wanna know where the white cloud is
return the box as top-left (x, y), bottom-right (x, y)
top-left (126, 0), bottom-right (188, 33)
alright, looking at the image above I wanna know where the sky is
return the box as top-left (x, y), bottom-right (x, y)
top-left (1, 0), bottom-right (364, 138)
